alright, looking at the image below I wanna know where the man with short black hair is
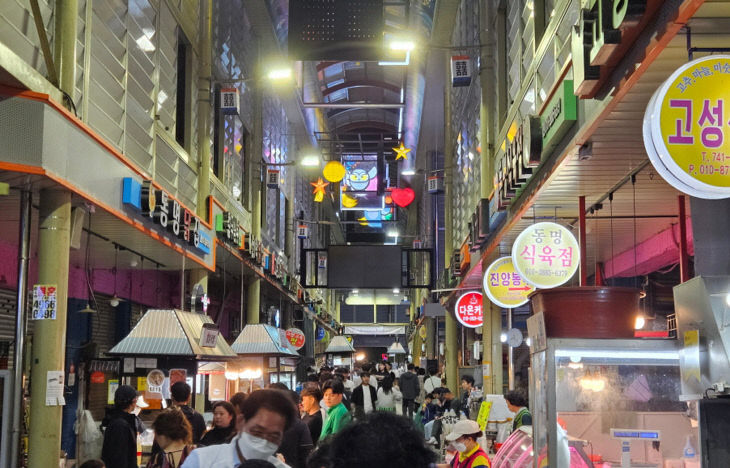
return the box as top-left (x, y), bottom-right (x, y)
top-left (350, 372), bottom-right (377, 420)
top-left (181, 389), bottom-right (297, 468)
top-left (460, 375), bottom-right (475, 418)
top-left (171, 381), bottom-right (207, 444)
top-left (399, 363), bottom-right (420, 419)
top-left (101, 385), bottom-right (139, 468)
top-left (319, 379), bottom-right (351, 441)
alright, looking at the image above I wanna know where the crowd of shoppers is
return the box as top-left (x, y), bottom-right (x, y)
top-left (95, 360), bottom-right (531, 468)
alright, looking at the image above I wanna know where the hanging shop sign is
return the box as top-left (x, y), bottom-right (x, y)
top-left (215, 211), bottom-right (244, 249)
top-left (450, 55), bottom-right (472, 87)
top-left (122, 178), bottom-right (211, 255)
top-left (496, 116), bottom-right (543, 210)
top-left (451, 249), bottom-right (462, 277)
top-left (459, 240), bottom-right (471, 274)
top-left (297, 224), bottom-right (309, 239)
top-left (266, 169), bottom-right (281, 188)
top-left (220, 88), bottom-right (240, 115)
top-left (643, 55), bottom-right (730, 199)
top-left (454, 291), bottom-right (483, 328)
top-left (483, 257), bottom-right (535, 309)
top-left (32, 284), bottom-right (57, 320)
top-left (316, 326), bottom-right (326, 341)
top-left (427, 173), bottom-right (444, 193)
top-left (200, 323), bottom-right (219, 348)
top-left (511, 222), bottom-right (580, 289)
top-left (469, 199), bottom-right (490, 251)
top-left (571, 0), bottom-right (648, 98)
top-left (541, 80), bottom-right (577, 155)
top-left (285, 328), bottom-right (306, 350)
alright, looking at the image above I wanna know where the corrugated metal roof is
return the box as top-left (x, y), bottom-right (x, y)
top-left (108, 309), bottom-right (236, 359)
top-left (325, 335), bottom-right (355, 353)
top-left (231, 324), bottom-right (299, 356)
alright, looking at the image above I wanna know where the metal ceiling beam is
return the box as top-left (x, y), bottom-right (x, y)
top-left (302, 102), bottom-right (405, 108)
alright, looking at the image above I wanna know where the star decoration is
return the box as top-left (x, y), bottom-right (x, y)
top-left (393, 142), bottom-right (411, 161)
top-left (311, 177), bottom-right (328, 203)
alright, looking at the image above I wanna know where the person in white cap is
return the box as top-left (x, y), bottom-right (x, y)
top-left (436, 419), bottom-right (491, 468)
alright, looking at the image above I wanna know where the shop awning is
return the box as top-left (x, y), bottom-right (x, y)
top-left (324, 335), bottom-right (356, 353)
top-left (108, 309), bottom-right (237, 360)
top-left (231, 324), bottom-right (299, 357)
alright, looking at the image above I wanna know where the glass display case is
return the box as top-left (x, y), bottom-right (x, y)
top-left (529, 338), bottom-right (697, 468)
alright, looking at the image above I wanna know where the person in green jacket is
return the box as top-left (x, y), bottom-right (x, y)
top-left (319, 379), bottom-right (351, 442)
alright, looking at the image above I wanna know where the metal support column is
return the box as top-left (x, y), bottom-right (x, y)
top-left (443, 52), bottom-right (458, 392)
top-left (579, 196), bottom-right (587, 286)
top-left (196, 0), bottom-right (212, 214)
top-left (247, 69), bottom-right (263, 325)
top-left (678, 195), bottom-right (689, 283)
top-left (507, 308), bottom-right (514, 390)
top-left (28, 190), bottom-right (72, 468)
top-left (53, 0), bottom-right (77, 98)
top-left (10, 191), bottom-right (31, 468)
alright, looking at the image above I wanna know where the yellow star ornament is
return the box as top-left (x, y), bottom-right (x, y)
top-left (393, 142), bottom-right (411, 161)
top-left (311, 177), bottom-right (328, 203)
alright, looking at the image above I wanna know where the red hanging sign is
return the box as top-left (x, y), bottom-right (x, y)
top-left (285, 328), bottom-right (306, 350)
top-left (90, 371), bottom-right (105, 384)
top-left (454, 291), bottom-right (483, 328)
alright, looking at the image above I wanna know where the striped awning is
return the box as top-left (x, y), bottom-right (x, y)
top-left (231, 323), bottom-right (300, 357)
top-left (325, 335), bottom-right (355, 353)
top-left (108, 309), bottom-right (236, 360)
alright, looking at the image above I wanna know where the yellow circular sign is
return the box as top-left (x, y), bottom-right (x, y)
top-left (511, 222), bottom-right (580, 289)
top-left (323, 161), bottom-right (346, 182)
top-left (651, 55), bottom-right (730, 195)
top-left (483, 256), bottom-right (535, 309)
top-left (419, 326), bottom-right (427, 339)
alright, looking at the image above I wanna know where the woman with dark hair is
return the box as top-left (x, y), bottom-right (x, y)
top-left (146, 408), bottom-right (194, 468)
top-left (504, 390), bottom-right (531, 431)
top-left (375, 376), bottom-right (401, 412)
top-left (200, 401), bottom-right (236, 446)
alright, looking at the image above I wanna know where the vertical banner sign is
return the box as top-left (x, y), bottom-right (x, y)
top-left (484, 257), bottom-right (535, 309)
top-left (220, 88), bottom-right (240, 115)
top-left (297, 224), bottom-right (308, 239)
top-left (266, 169), bottom-right (281, 188)
top-left (511, 222), bottom-right (580, 289)
top-left (32, 284), bottom-right (57, 320)
top-left (451, 55), bottom-right (472, 87)
top-left (454, 291), bottom-right (484, 328)
top-left (644, 55), bottom-right (730, 199)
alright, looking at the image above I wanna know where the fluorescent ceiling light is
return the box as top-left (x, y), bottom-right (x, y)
top-left (387, 229), bottom-right (399, 237)
top-left (393, 288), bottom-right (400, 294)
top-left (267, 68), bottom-right (292, 80)
top-left (401, 169), bottom-right (416, 176)
top-left (300, 154), bottom-right (320, 167)
top-left (555, 349), bottom-right (679, 360)
top-left (390, 40), bottom-right (415, 51)
top-left (379, 51), bottom-right (411, 66)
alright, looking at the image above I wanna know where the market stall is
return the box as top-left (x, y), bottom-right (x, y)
top-left (323, 335), bottom-right (356, 369)
top-left (230, 324), bottom-right (300, 391)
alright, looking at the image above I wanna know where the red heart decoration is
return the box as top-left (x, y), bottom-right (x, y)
top-left (391, 187), bottom-right (415, 207)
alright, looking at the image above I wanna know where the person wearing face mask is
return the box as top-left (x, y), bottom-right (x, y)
top-left (145, 408), bottom-right (194, 468)
top-left (180, 389), bottom-right (298, 468)
top-left (436, 420), bottom-right (490, 468)
top-left (200, 401), bottom-right (237, 446)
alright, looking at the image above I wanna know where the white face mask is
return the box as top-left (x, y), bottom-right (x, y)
top-left (452, 442), bottom-right (467, 453)
top-left (238, 432), bottom-right (279, 461)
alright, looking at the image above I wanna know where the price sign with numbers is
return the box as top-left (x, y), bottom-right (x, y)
top-left (646, 55), bottom-right (730, 198)
top-left (483, 257), bottom-right (535, 309)
top-left (511, 222), bottom-right (579, 289)
top-left (32, 284), bottom-right (57, 320)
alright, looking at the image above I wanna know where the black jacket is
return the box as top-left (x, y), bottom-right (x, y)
top-left (399, 372), bottom-right (420, 400)
top-left (199, 424), bottom-right (236, 446)
top-left (277, 419), bottom-right (314, 468)
top-left (350, 384), bottom-right (377, 408)
top-left (101, 408), bottom-right (137, 468)
top-left (179, 404), bottom-right (207, 445)
top-left (302, 410), bottom-right (323, 446)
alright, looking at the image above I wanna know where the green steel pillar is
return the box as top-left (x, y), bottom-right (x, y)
top-left (28, 190), bottom-right (71, 468)
top-left (479, 0), bottom-right (502, 394)
top-left (53, 0), bottom-right (77, 97)
top-left (443, 54), bottom-right (459, 392)
top-left (196, 0), bottom-right (212, 215)
top-left (425, 317), bottom-right (436, 359)
top-left (247, 67), bottom-right (263, 325)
